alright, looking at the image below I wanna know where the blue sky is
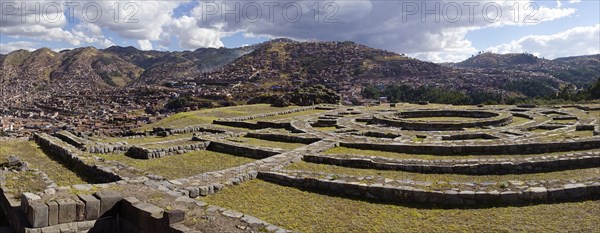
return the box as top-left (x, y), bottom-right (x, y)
top-left (1, 0), bottom-right (598, 62)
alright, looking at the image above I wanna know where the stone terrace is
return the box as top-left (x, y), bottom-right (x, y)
top-left (1, 103), bottom-right (600, 232)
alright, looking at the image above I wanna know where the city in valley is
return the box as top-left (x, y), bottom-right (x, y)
top-left (1, 1), bottom-right (599, 232)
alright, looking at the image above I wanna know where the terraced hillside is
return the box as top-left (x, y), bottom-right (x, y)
top-left (1, 103), bottom-right (599, 232)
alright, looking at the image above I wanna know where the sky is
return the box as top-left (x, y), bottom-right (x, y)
top-left (1, 0), bottom-right (599, 62)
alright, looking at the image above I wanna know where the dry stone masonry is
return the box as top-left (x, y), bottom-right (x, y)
top-left (2, 103), bottom-right (600, 232)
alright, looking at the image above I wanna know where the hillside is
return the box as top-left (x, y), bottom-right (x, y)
top-left (205, 41), bottom-right (568, 101)
top-left (2, 40), bottom-right (598, 107)
top-left (104, 46), bottom-right (256, 84)
top-left (454, 52), bottom-right (600, 87)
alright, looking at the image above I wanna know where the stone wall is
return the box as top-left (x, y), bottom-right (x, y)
top-left (340, 138), bottom-right (600, 155)
top-left (218, 105), bottom-right (322, 122)
top-left (258, 171), bottom-right (600, 206)
top-left (125, 141), bottom-right (211, 159)
top-left (86, 144), bottom-right (131, 154)
top-left (206, 141), bottom-right (283, 159)
top-left (303, 151), bottom-right (600, 175)
top-left (33, 133), bottom-right (122, 183)
top-left (153, 124), bottom-right (245, 137)
top-left (441, 133), bottom-right (499, 140)
top-left (245, 132), bottom-right (321, 144)
top-left (372, 112), bottom-right (513, 131)
top-left (212, 105), bottom-right (332, 130)
top-left (54, 131), bottom-right (88, 149)
top-left (18, 191), bottom-right (187, 233)
top-left (397, 110), bottom-right (499, 118)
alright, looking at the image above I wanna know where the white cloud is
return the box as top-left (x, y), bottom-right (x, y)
top-left (0, 41), bottom-right (37, 54)
top-left (187, 0), bottom-right (575, 60)
top-left (487, 24), bottom-right (600, 59)
top-left (137, 40), bottom-right (153, 50)
top-left (569, 0), bottom-right (581, 3)
top-left (0, 0), bottom-right (582, 60)
top-left (171, 16), bottom-right (225, 49)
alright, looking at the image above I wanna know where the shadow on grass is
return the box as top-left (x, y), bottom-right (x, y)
top-left (36, 143), bottom-right (106, 184)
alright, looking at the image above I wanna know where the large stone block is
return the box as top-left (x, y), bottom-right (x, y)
top-left (563, 183), bottom-right (588, 199)
top-left (74, 199), bottom-right (85, 221)
top-left (163, 209), bottom-right (185, 225)
top-left (134, 202), bottom-right (165, 233)
top-left (94, 191), bottom-right (123, 216)
top-left (47, 201), bottom-right (59, 226)
top-left (78, 194), bottom-right (100, 220)
top-left (119, 197), bottom-right (141, 226)
top-left (27, 201), bottom-right (48, 228)
top-left (56, 199), bottom-right (76, 224)
top-left (21, 192), bottom-right (41, 214)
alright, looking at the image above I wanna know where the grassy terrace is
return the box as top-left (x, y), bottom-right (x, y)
top-left (0, 140), bottom-right (86, 188)
top-left (537, 130), bottom-right (595, 141)
top-left (202, 180), bottom-right (600, 232)
top-left (313, 126), bottom-right (337, 132)
top-left (2, 170), bottom-right (47, 197)
top-left (92, 133), bottom-right (196, 144)
top-left (405, 116), bottom-right (479, 122)
top-left (141, 139), bottom-right (198, 149)
top-left (285, 161), bottom-right (600, 189)
top-left (226, 137), bottom-right (307, 150)
top-left (323, 147), bottom-right (600, 160)
top-left (246, 109), bottom-right (326, 122)
top-left (92, 151), bottom-right (254, 179)
top-left (507, 116), bottom-right (531, 126)
top-left (136, 104), bottom-right (300, 131)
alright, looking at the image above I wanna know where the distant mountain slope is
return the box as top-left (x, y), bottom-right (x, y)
top-left (1, 40), bottom-right (597, 104)
top-left (206, 40), bottom-right (446, 84)
top-left (0, 45), bottom-right (257, 95)
top-left (455, 52), bottom-right (600, 87)
top-left (104, 46), bottom-right (256, 84)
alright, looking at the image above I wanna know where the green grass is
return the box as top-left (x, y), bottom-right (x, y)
top-left (323, 147), bottom-right (600, 160)
top-left (247, 109), bottom-right (326, 122)
top-left (3, 170), bottom-right (47, 197)
top-left (537, 130), bottom-right (595, 141)
top-left (226, 137), bottom-right (307, 150)
top-left (141, 139), bottom-right (198, 149)
top-left (552, 119), bottom-right (577, 124)
top-left (507, 116), bottom-right (531, 126)
top-left (0, 140), bottom-right (86, 187)
top-left (136, 104), bottom-right (300, 131)
top-left (202, 179), bottom-right (600, 233)
top-left (285, 161), bottom-right (600, 189)
top-left (93, 133), bottom-right (196, 144)
top-left (405, 116), bottom-right (478, 122)
top-left (313, 126), bottom-right (337, 132)
top-left (94, 151), bottom-right (255, 179)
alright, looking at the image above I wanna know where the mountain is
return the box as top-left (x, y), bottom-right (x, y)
top-left (454, 52), bottom-right (600, 87)
top-left (203, 40), bottom-right (568, 101)
top-left (552, 54), bottom-right (600, 87)
top-left (0, 45), bottom-right (256, 96)
top-left (205, 40), bottom-right (446, 85)
top-left (1, 40), bottom-right (598, 106)
top-left (103, 45), bottom-right (256, 84)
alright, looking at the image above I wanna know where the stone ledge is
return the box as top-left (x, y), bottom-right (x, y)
top-left (258, 171), bottom-right (600, 206)
top-left (303, 152), bottom-right (600, 175)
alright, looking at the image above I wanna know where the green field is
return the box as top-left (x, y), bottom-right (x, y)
top-left (202, 179), bottom-right (600, 232)
top-left (247, 109), bottom-right (326, 122)
top-left (136, 104), bottom-right (300, 131)
top-left (226, 137), bottom-right (307, 150)
top-left (93, 151), bottom-right (255, 179)
top-left (0, 140), bottom-right (86, 187)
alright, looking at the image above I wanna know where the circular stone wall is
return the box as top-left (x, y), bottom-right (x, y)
top-left (373, 110), bottom-right (513, 131)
